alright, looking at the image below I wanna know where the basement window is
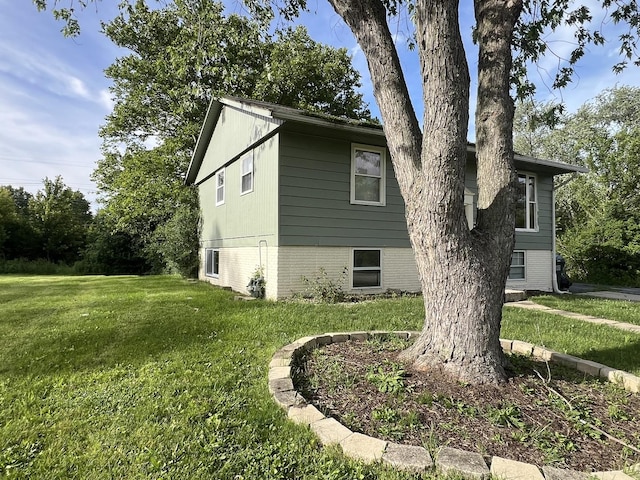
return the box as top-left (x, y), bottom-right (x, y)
top-left (205, 249), bottom-right (220, 278)
top-left (508, 251), bottom-right (525, 280)
top-left (352, 249), bottom-right (381, 288)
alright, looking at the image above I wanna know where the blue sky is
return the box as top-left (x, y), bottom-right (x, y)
top-left (1, 0), bottom-right (639, 210)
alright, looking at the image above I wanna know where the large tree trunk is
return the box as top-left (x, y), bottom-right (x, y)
top-left (330, 0), bottom-right (522, 384)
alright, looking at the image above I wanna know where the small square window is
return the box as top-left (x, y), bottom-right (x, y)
top-left (241, 152), bottom-right (253, 194)
top-left (508, 251), bottom-right (525, 280)
top-left (216, 169), bottom-right (225, 206)
top-left (352, 249), bottom-right (381, 288)
top-left (205, 249), bottom-right (220, 278)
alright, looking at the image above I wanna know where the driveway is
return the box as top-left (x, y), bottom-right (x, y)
top-left (569, 283), bottom-right (640, 302)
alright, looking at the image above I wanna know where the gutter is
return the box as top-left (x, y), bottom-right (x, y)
top-left (551, 181), bottom-right (569, 295)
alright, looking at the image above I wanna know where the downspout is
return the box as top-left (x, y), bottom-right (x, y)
top-left (551, 180), bottom-right (568, 294)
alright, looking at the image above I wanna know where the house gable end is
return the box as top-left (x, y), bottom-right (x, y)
top-left (186, 99), bottom-right (284, 186)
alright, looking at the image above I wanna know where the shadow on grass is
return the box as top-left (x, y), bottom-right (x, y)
top-left (566, 338), bottom-right (640, 376)
top-left (502, 307), bottom-right (640, 376)
top-left (1, 316), bottom-right (217, 377)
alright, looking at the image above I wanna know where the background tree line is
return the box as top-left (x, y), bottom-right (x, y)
top-left (0, 178), bottom-right (95, 272)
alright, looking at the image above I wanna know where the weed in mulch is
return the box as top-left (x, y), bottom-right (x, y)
top-left (293, 337), bottom-right (640, 473)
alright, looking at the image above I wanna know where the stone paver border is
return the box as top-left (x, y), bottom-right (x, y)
top-left (268, 331), bottom-right (640, 480)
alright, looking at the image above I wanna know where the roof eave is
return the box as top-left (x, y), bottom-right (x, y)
top-left (513, 152), bottom-right (589, 175)
top-left (465, 144), bottom-right (588, 175)
top-left (185, 98), bottom-right (223, 185)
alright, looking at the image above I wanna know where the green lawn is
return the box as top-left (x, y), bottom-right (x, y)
top-left (531, 294), bottom-right (640, 327)
top-left (1, 276), bottom-right (639, 479)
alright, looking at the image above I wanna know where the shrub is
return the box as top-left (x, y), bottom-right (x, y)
top-left (300, 267), bottom-right (348, 303)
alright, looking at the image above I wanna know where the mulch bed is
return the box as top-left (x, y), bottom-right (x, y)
top-left (294, 338), bottom-right (640, 473)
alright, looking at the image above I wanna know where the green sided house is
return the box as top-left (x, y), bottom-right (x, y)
top-left (186, 96), bottom-right (586, 300)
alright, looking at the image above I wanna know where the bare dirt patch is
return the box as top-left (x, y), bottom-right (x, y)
top-left (294, 337), bottom-right (640, 473)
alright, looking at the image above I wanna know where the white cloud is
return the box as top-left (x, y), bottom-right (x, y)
top-left (99, 89), bottom-right (114, 111)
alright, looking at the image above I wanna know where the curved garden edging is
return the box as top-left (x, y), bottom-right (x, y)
top-left (268, 331), bottom-right (640, 480)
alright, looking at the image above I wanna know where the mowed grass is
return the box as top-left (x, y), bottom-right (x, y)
top-left (532, 294), bottom-right (640, 327)
top-left (1, 276), bottom-right (639, 479)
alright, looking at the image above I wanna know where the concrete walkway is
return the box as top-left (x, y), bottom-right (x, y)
top-left (506, 300), bottom-right (640, 335)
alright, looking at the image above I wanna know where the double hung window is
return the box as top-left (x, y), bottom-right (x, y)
top-left (351, 144), bottom-right (386, 205)
top-left (241, 152), bottom-right (254, 194)
top-left (516, 173), bottom-right (537, 230)
top-left (215, 169), bottom-right (225, 205)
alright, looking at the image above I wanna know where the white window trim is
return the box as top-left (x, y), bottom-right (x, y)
top-left (508, 250), bottom-right (526, 281)
top-left (205, 248), bottom-right (220, 278)
top-left (351, 248), bottom-right (382, 289)
top-left (464, 188), bottom-right (475, 230)
top-left (215, 168), bottom-right (225, 206)
top-left (240, 151), bottom-right (254, 195)
top-left (516, 172), bottom-right (538, 232)
top-left (350, 144), bottom-right (386, 206)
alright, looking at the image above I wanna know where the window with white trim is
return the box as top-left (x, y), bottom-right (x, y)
top-left (351, 144), bottom-right (386, 205)
top-left (215, 169), bottom-right (225, 206)
top-left (240, 152), bottom-right (253, 195)
top-left (352, 249), bottom-right (381, 288)
top-left (508, 251), bottom-right (525, 280)
top-left (516, 173), bottom-right (537, 230)
top-left (205, 249), bottom-right (220, 278)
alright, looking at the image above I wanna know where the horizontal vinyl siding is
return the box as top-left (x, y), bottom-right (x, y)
top-left (515, 174), bottom-right (553, 251)
top-left (381, 249), bottom-right (421, 292)
top-left (507, 250), bottom-right (553, 292)
top-left (278, 132), bottom-right (410, 248)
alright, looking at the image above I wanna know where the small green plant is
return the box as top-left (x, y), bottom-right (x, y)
top-left (371, 405), bottom-right (405, 440)
top-left (511, 430), bottom-right (530, 443)
top-left (417, 391), bottom-right (434, 406)
top-left (487, 403), bottom-right (526, 429)
top-left (365, 335), bottom-right (410, 352)
top-left (365, 361), bottom-right (408, 395)
top-left (371, 405), bottom-right (400, 423)
top-left (533, 430), bottom-right (576, 464)
top-left (300, 267), bottom-right (348, 303)
top-left (608, 404), bottom-right (630, 421)
top-left (399, 410), bottom-right (421, 430)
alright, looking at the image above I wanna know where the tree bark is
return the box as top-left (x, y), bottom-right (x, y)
top-left (330, 0), bottom-right (522, 384)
